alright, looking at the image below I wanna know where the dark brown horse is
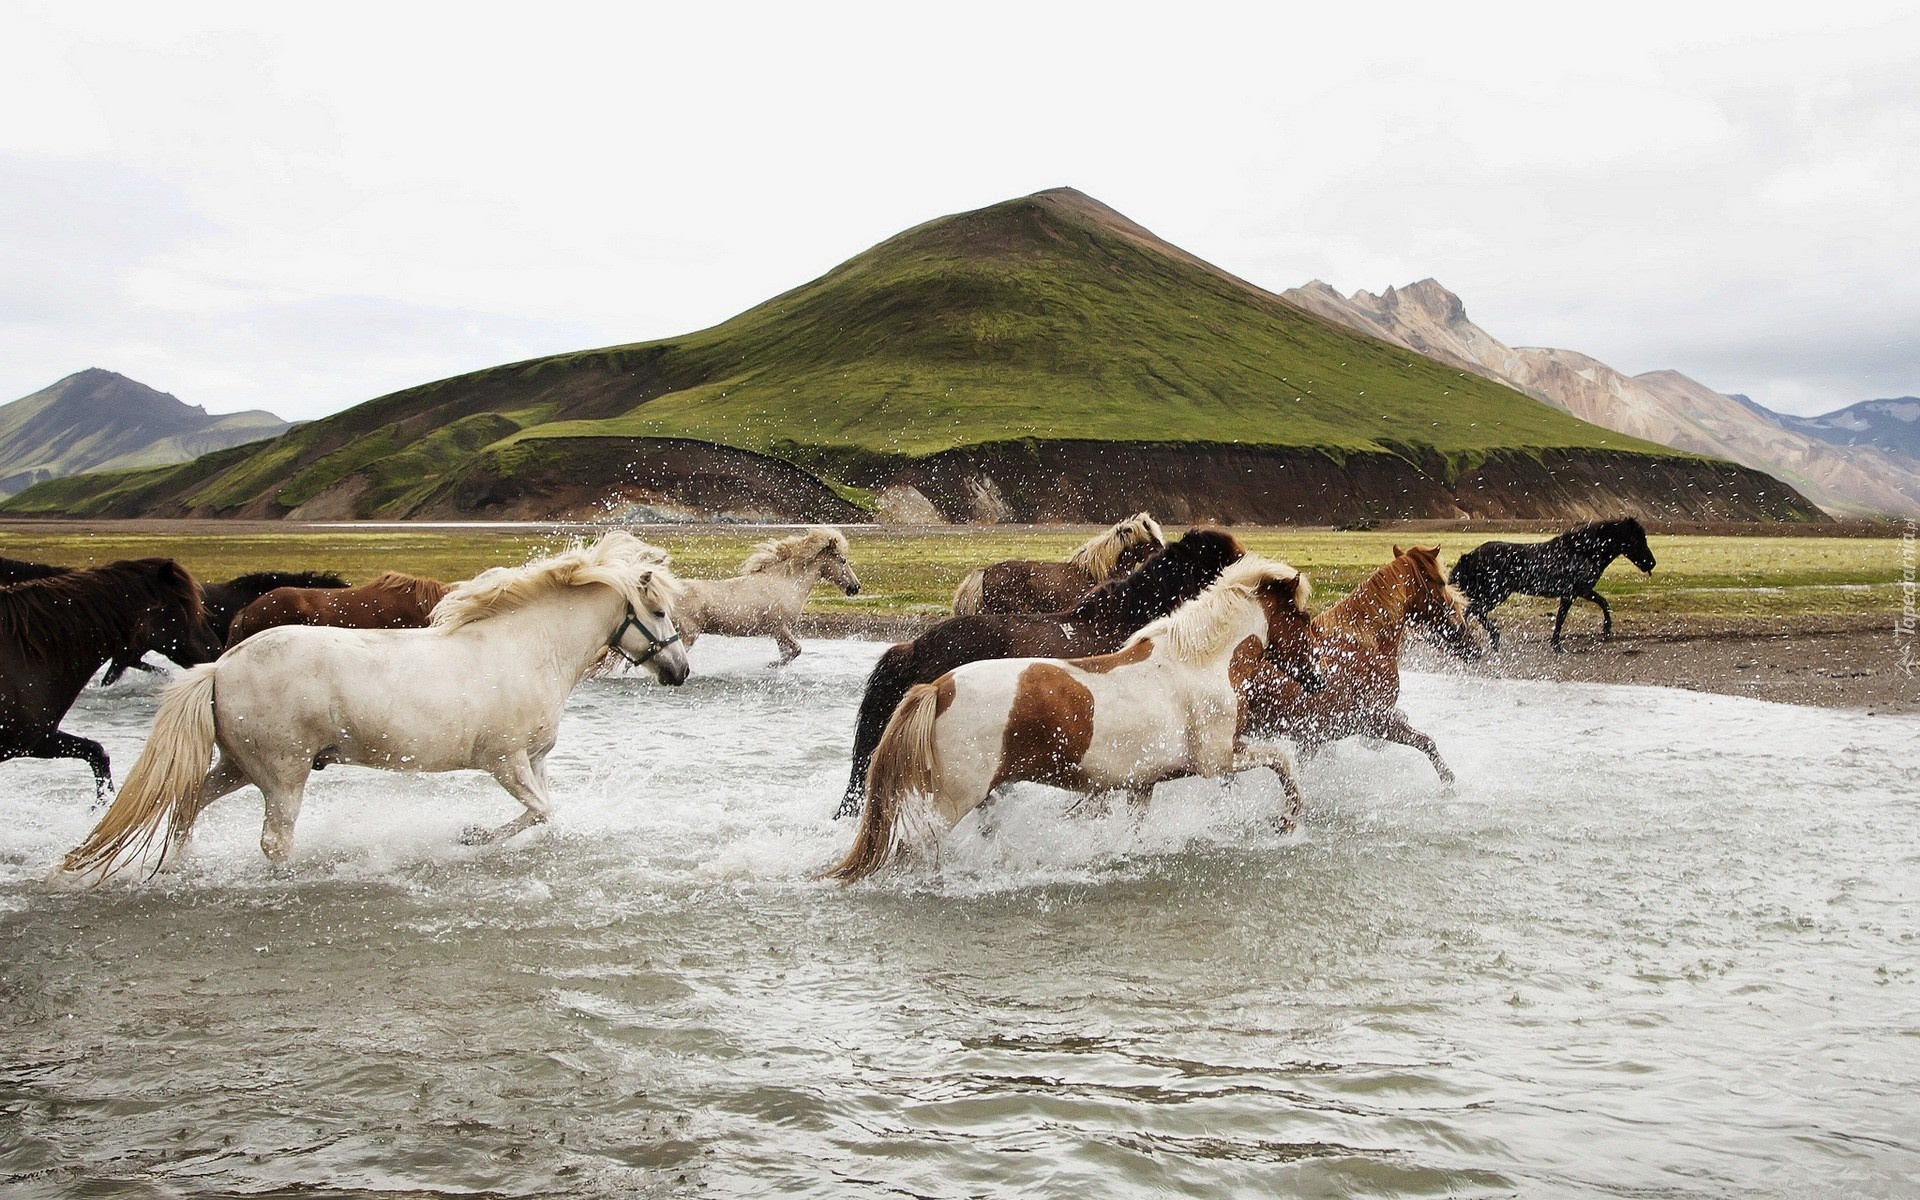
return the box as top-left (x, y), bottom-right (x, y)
top-left (1242, 546), bottom-right (1478, 783)
top-left (951, 513), bottom-right (1166, 615)
top-left (0, 559), bottom-right (221, 796)
top-left (99, 569), bottom-right (352, 683)
top-left (226, 571), bottom-right (450, 647)
top-left (1450, 518), bottom-right (1656, 651)
top-left (837, 527), bottom-right (1247, 818)
top-left (0, 555), bottom-right (73, 584)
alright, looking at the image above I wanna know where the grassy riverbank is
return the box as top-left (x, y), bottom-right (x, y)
top-left (0, 522), bottom-right (1906, 624)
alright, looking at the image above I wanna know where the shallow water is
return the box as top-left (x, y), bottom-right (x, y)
top-left (2, 638), bottom-right (1917, 1197)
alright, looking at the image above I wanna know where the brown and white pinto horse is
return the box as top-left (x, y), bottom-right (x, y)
top-left (225, 572), bottom-right (450, 648)
top-left (1242, 546), bottom-right (1478, 783)
top-left (826, 556), bottom-right (1323, 883)
top-left (951, 513), bottom-right (1165, 615)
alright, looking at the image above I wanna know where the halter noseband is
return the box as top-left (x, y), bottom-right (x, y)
top-left (609, 606), bottom-right (680, 667)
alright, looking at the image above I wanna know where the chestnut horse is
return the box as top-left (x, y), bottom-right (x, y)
top-left (226, 572), bottom-right (449, 648)
top-left (826, 556), bottom-right (1324, 883)
top-left (1242, 546), bottom-right (1478, 783)
top-left (951, 513), bottom-right (1165, 615)
top-left (837, 527), bottom-right (1245, 819)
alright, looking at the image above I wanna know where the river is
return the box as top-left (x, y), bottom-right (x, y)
top-left (3, 638), bottom-right (1916, 1197)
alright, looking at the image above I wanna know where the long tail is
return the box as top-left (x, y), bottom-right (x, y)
top-left (824, 682), bottom-right (944, 883)
top-left (61, 665), bottom-right (219, 880)
top-left (951, 569), bottom-right (985, 616)
top-left (836, 642), bottom-right (919, 818)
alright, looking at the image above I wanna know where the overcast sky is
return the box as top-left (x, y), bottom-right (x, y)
top-left (3, 1), bottom-right (1914, 420)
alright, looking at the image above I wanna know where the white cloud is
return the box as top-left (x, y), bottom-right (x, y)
top-left (1, 0), bottom-right (1915, 419)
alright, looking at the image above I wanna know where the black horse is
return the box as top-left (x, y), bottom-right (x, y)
top-left (1449, 518), bottom-right (1656, 651)
top-left (0, 560), bottom-right (222, 797)
top-left (99, 569), bottom-right (351, 683)
top-left (0, 555), bottom-right (73, 584)
top-left (835, 528), bottom-right (1248, 819)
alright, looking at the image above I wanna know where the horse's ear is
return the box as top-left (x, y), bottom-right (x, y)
top-left (1392, 544), bottom-right (1404, 558)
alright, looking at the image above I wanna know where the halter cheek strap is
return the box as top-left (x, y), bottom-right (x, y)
top-left (609, 607), bottom-right (680, 666)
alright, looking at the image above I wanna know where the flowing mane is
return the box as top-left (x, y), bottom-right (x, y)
top-left (739, 526), bottom-right (849, 575)
top-left (1068, 513), bottom-right (1165, 579)
top-left (0, 555), bottom-right (72, 584)
top-left (0, 560), bottom-right (203, 662)
top-left (431, 533), bottom-right (677, 631)
top-left (1557, 518), bottom-right (1646, 553)
top-left (1126, 555), bottom-right (1309, 663)
top-left (363, 571), bottom-right (452, 608)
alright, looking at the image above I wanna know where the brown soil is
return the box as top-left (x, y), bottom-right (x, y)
top-left (796, 611), bottom-right (1918, 715)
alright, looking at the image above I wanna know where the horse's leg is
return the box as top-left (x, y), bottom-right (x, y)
top-left (1370, 710), bottom-right (1454, 784)
top-left (165, 756), bottom-right (251, 868)
top-left (1470, 604), bottom-right (1501, 650)
top-left (1551, 596), bottom-right (1575, 652)
top-left (1230, 742), bottom-right (1305, 833)
top-left (256, 761), bottom-right (313, 864)
top-left (465, 750), bottom-right (553, 845)
top-left (1587, 590), bottom-right (1613, 640)
top-left (31, 730), bottom-right (113, 802)
top-left (772, 622), bottom-right (802, 666)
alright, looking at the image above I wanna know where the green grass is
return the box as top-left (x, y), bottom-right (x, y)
top-left (2, 190), bottom-right (1698, 520)
top-left (1, 527), bottom-right (1902, 624)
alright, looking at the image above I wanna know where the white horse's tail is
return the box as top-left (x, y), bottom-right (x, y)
top-left (824, 682), bottom-right (944, 883)
top-left (62, 664), bottom-right (219, 881)
top-left (951, 570), bottom-right (985, 615)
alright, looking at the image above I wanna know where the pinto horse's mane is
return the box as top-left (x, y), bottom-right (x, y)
top-left (431, 532), bottom-right (679, 631)
top-left (0, 559), bottom-right (203, 663)
top-left (1126, 555), bottom-right (1308, 663)
top-left (1067, 512), bottom-right (1165, 579)
top-left (739, 526), bottom-right (849, 575)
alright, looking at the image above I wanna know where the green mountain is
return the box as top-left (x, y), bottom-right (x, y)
top-left (3, 191), bottom-right (1818, 522)
top-left (0, 369), bottom-right (290, 497)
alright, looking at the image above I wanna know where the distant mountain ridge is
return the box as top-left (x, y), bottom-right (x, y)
top-left (3, 191), bottom-right (1817, 523)
top-left (1282, 280), bottom-right (1920, 518)
top-left (0, 369), bottom-right (291, 497)
top-left (1767, 396), bottom-right (1920, 461)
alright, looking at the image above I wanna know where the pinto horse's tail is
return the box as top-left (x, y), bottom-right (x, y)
top-left (823, 681), bottom-right (944, 884)
top-left (61, 664), bottom-right (219, 880)
top-left (951, 569), bottom-right (985, 615)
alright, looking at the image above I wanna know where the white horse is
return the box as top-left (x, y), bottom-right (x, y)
top-left (675, 527), bottom-right (861, 664)
top-left (827, 555), bottom-right (1324, 883)
top-left (60, 532), bottom-right (690, 880)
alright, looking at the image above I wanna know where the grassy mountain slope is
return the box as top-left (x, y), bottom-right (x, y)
top-left (4, 189), bottom-right (1811, 522)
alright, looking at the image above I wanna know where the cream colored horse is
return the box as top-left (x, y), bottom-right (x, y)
top-left (675, 527), bottom-right (860, 664)
top-left (60, 532), bottom-right (689, 880)
top-left (827, 556), bottom-right (1324, 883)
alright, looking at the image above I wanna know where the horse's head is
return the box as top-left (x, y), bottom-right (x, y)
top-left (1121, 512), bottom-right (1167, 551)
top-left (1398, 545), bottom-right (1481, 662)
top-left (131, 559), bottom-right (222, 667)
top-left (1257, 571), bottom-right (1326, 693)
top-left (612, 565), bottom-right (691, 686)
top-left (1621, 519), bottom-right (1657, 573)
top-left (812, 528), bottom-right (861, 596)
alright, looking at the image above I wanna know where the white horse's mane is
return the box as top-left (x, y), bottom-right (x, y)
top-left (1068, 512), bottom-right (1165, 579)
top-left (739, 526), bottom-right (849, 575)
top-left (431, 531), bottom-right (680, 630)
top-left (1125, 554), bottom-right (1309, 663)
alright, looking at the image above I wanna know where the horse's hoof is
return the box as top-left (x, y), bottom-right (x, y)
top-left (458, 824), bottom-right (494, 846)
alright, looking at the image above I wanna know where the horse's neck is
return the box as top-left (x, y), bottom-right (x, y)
top-left (1325, 569), bottom-right (1410, 651)
top-left (462, 586), bottom-right (627, 683)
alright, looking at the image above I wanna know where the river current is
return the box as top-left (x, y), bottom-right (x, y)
top-left (2, 638), bottom-right (1916, 1197)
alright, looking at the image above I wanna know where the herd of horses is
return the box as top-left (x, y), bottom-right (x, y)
top-left (0, 515), bottom-right (1658, 885)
